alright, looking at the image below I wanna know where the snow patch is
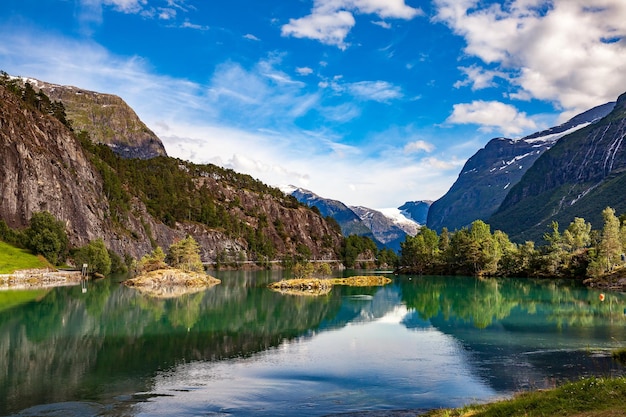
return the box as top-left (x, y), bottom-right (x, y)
top-left (524, 123), bottom-right (591, 144)
top-left (376, 208), bottom-right (420, 235)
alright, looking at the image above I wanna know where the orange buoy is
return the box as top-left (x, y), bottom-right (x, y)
top-left (599, 293), bottom-right (605, 302)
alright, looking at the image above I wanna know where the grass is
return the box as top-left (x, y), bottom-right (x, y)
top-left (424, 377), bottom-right (626, 417)
top-left (0, 241), bottom-right (50, 274)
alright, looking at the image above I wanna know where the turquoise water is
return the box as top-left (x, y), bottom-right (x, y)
top-left (1, 272), bottom-right (625, 416)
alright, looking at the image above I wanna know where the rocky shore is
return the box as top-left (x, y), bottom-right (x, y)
top-left (0, 268), bottom-right (83, 290)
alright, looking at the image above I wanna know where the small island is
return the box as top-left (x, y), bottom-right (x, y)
top-left (122, 235), bottom-right (221, 298)
top-left (123, 268), bottom-right (220, 298)
top-left (268, 275), bottom-right (392, 296)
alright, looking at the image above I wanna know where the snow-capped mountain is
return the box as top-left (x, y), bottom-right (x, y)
top-left (427, 101), bottom-right (616, 232)
top-left (284, 185), bottom-right (422, 251)
top-left (489, 92), bottom-right (626, 242)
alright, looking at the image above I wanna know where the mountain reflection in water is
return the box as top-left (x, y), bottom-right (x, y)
top-left (0, 272), bottom-right (624, 416)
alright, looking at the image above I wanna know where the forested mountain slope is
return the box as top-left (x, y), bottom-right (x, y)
top-left (0, 81), bottom-right (342, 263)
top-left (427, 102), bottom-right (614, 232)
top-left (489, 91), bottom-right (626, 242)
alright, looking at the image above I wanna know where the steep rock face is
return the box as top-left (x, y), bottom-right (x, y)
top-left (0, 84), bottom-right (342, 262)
top-left (0, 85), bottom-right (110, 243)
top-left (23, 78), bottom-right (167, 159)
top-left (427, 102), bottom-right (615, 232)
top-left (489, 92), bottom-right (626, 242)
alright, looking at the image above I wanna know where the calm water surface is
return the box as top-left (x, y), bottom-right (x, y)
top-left (1, 271), bottom-right (625, 416)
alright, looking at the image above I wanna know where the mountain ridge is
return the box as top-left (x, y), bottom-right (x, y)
top-left (16, 76), bottom-right (167, 159)
top-left (427, 101), bottom-right (616, 232)
top-left (488, 91), bottom-right (626, 241)
top-left (286, 185), bottom-right (422, 251)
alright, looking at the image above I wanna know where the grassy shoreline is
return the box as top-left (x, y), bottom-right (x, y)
top-left (0, 241), bottom-right (50, 274)
top-left (422, 376), bottom-right (626, 417)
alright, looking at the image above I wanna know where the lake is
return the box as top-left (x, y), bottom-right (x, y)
top-left (1, 271), bottom-right (625, 416)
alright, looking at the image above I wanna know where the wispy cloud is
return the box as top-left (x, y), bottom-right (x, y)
top-left (244, 33), bottom-right (260, 41)
top-left (404, 140), bottom-right (435, 154)
top-left (453, 64), bottom-right (508, 90)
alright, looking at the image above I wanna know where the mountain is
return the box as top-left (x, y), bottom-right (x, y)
top-left (287, 186), bottom-right (373, 237)
top-left (286, 186), bottom-right (420, 251)
top-left (398, 201), bottom-right (432, 225)
top-left (351, 206), bottom-right (418, 251)
top-left (18, 77), bottom-right (167, 159)
top-left (0, 80), bottom-right (343, 263)
top-left (489, 92), bottom-right (626, 242)
top-left (427, 102), bottom-right (615, 232)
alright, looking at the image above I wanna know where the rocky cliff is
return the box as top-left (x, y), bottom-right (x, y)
top-left (0, 84), bottom-right (342, 263)
top-left (21, 77), bottom-right (167, 159)
top-left (427, 102), bottom-right (615, 232)
top-left (489, 92), bottom-right (626, 242)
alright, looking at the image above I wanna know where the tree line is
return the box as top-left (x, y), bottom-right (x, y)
top-left (399, 207), bottom-right (626, 280)
top-left (0, 71), bottom-right (71, 128)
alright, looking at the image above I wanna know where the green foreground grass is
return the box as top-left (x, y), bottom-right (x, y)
top-left (424, 377), bottom-right (626, 417)
top-left (0, 241), bottom-right (50, 274)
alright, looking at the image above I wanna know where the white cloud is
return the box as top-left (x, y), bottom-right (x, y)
top-left (453, 64), bottom-right (507, 90)
top-left (282, 10), bottom-right (356, 50)
top-left (157, 7), bottom-right (176, 20)
top-left (404, 140), bottom-right (435, 154)
top-left (322, 79), bottom-right (403, 102)
top-left (346, 80), bottom-right (403, 102)
top-left (181, 21), bottom-right (209, 30)
top-left (372, 20), bottom-right (391, 29)
top-left (244, 33), bottom-right (260, 41)
top-left (296, 67), bottom-right (314, 76)
top-left (446, 100), bottom-right (537, 136)
top-left (103, 0), bottom-right (147, 13)
top-left (434, 0), bottom-right (626, 114)
top-left (282, 0), bottom-right (422, 49)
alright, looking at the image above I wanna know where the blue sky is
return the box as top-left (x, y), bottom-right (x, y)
top-left (2, 1), bottom-right (626, 208)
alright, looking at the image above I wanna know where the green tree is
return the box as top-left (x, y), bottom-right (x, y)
top-left (400, 227), bottom-right (439, 274)
top-left (168, 235), bottom-right (204, 273)
top-left (598, 207), bottom-right (623, 273)
top-left (469, 220), bottom-right (500, 276)
top-left (24, 211), bottom-right (69, 265)
top-left (139, 246), bottom-right (167, 273)
top-left (341, 235), bottom-right (377, 268)
top-left (563, 217), bottom-right (592, 253)
top-left (293, 261), bottom-right (315, 278)
top-left (541, 221), bottom-right (566, 276)
top-left (376, 248), bottom-right (398, 268)
top-left (74, 238), bottom-right (111, 275)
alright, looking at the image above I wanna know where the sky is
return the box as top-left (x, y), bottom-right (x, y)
top-left (1, 1), bottom-right (626, 209)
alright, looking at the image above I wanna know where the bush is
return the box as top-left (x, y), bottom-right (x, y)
top-left (73, 238), bottom-right (111, 276)
top-left (24, 212), bottom-right (69, 265)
